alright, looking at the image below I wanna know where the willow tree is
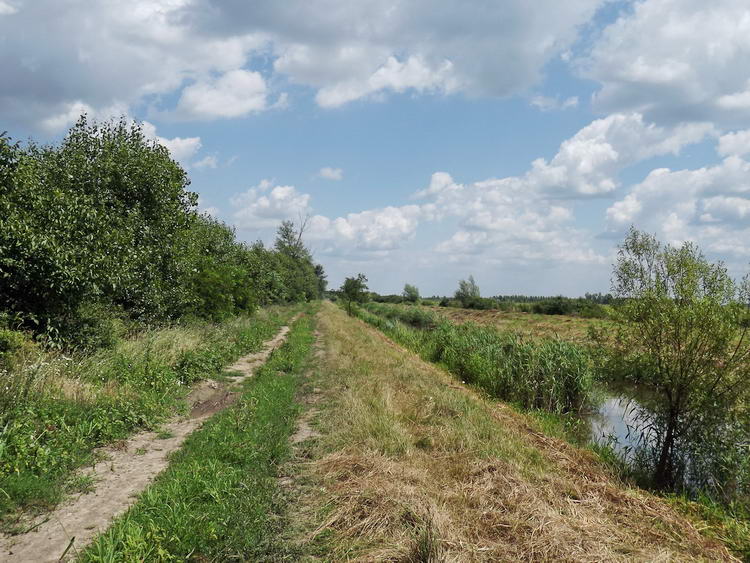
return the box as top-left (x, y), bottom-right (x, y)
top-left (610, 228), bottom-right (750, 491)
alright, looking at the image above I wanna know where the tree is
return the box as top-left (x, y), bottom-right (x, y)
top-left (609, 228), bottom-right (750, 490)
top-left (341, 274), bottom-right (368, 315)
top-left (314, 264), bottom-right (327, 297)
top-left (454, 275), bottom-right (480, 307)
top-left (402, 283), bottom-right (420, 304)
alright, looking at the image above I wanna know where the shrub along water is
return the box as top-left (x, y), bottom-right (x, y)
top-left (358, 302), bottom-right (595, 414)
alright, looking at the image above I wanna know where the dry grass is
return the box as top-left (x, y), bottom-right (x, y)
top-left (291, 302), bottom-right (736, 561)
top-left (429, 306), bottom-right (607, 344)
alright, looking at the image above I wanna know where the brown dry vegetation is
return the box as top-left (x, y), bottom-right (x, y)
top-left (287, 302), bottom-right (736, 561)
top-left (429, 306), bottom-right (606, 344)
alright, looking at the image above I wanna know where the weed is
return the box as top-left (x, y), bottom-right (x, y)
top-left (81, 310), bottom-right (316, 561)
top-left (359, 302), bottom-right (595, 414)
top-left (0, 307), bottom-right (298, 523)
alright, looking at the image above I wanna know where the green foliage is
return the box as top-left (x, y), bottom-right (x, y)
top-left (454, 275), bottom-right (480, 307)
top-left (402, 283), bottom-right (420, 304)
top-left (605, 227), bottom-right (750, 495)
top-left (0, 310), bottom-right (291, 520)
top-left (0, 118), bottom-right (324, 348)
top-left (0, 117), bottom-right (194, 339)
top-left (359, 303), bottom-right (595, 414)
top-left (341, 274), bottom-right (369, 315)
top-left (81, 313), bottom-right (314, 562)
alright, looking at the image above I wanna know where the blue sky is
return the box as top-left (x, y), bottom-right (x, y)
top-left (2, 0), bottom-right (750, 296)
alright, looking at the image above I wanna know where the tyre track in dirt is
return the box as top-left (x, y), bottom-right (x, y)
top-left (0, 317), bottom-right (299, 562)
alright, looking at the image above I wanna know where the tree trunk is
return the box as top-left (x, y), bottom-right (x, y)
top-left (655, 414), bottom-right (676, 489)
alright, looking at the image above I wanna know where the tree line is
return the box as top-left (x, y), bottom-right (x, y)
top-left (0, 117), bottom-right (325, 350)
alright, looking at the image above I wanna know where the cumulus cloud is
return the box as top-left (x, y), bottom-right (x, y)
top-left (141, 121), bottom-right (202, 165)
top-left (232, 180), bottom-right (312, 229)
top-left (416, 173), bottom-right (604, 264)
top-left (581, 0), bottom-right (750, 126)
top-left (318, 167), bottom-right (343, 181)
top-left (0, 1), bottom-right (268, 131)
top-left (308, 205), bottom-right (422, 253)
top-left (415, 113), bottom-right (712, 200)
top-left (176, 70), bottom-right (269, 119)
top-left (717, 129), bottom-right (750, 157)
top-left (1, 0), bottom-right (604, 129)
top-left (605, 156), bottom-right (750, 260)
top-left (526, 113), bottom-right (713, 196)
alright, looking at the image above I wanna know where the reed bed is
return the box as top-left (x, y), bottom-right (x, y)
top-left (359, 302), bottom-right (595, 414)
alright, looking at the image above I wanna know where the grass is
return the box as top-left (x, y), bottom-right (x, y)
top-left (284, 303), bottom-right (734, 561)
top-left (0, 306), bottom-right (298, 526)
top-left (427, 304), bottom-right (609, 344)
top-left (359, 302), bottom-right (750, 561)
top-left (80, 308), bottom-right (316, 562)
top-left (359, 302), bottom-right (596, 415)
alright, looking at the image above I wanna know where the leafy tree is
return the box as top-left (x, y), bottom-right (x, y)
top-left (341, 274), bottom-right (369, 315)
top-left (454, 275), bottom-right (480, 307)
top-left (0, 116), bottom-right (328, 348)
top-left (402, 283), bottom-right (420, 304)
top-left (608, 228), bottom-right (750, 491)
top-left (314, 264), bottom-right (327, 297)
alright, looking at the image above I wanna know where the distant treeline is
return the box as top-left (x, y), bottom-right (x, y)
top-left (0, 117), bottom-right (324, 349)
top-left (369, 292), bottom-right (614, 318)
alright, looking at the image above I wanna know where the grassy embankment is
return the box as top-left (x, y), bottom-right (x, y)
top-left (280, 302), bottom-right (733, 560)
top-left (0, 306), bottom-right (298, 528)
top-left (359, 302), bottom-right (596, 416)
top-left (81, 308), bottom-right (316, 561)
top-left (356, 301), bottom-right (750, 560)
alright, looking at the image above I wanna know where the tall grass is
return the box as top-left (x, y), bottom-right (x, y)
top-left (0, 307), bottom-right (295, 521)
top-left (81, 312), bottom-right (315, 561)
top-left (359, 303), bottom-right (594, 414)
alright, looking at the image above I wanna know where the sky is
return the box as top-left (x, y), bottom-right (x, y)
top-left (2, 0), bottom-right (750, 296)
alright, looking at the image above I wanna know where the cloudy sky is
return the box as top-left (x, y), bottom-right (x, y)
top-left (3, 0), bottom-right (750, 296)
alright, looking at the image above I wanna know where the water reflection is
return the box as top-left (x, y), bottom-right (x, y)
top-left (583, 386), bottom-right (657, 462)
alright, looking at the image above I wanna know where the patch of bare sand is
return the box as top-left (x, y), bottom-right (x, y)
top-left (0, 320), bottom-right (297, 563)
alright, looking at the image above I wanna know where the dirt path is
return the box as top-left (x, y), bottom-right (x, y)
top-left (0, 321), bottom-right (296, 562)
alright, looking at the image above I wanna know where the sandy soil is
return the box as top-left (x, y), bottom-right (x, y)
top-left (0, 321), bottom-right (295, 562)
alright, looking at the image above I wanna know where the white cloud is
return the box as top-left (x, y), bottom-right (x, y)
top-left (531, 95), bottom-right (578, 112)
top-left (0, 2), bottom-right (18, 16)
top-left (176, 70), bottom-right (268, 119)
top-left (232, 180), bottom-right (312, 229)
top-left (197, 196), bottom-right (219, 218)
top-left (1, 0), bottom-right (605, 129)
top-left (717, 129), bottom-right (750, 157)
top-left (141, 121), bottom-right (202, 165)
top-left (416, 172), bottom-right (604, 264)
top-left (581, 0), bottom-right (750, 125)
top-left (194, 155), bottom-right (218, 169)
top-left (318, 167), bottom-right (343, 181)
top-left (0, 1), bottom-right (269, 131)
top-left (526, 113), bottom-right (711, 197)
top-left (313, 55), bottom-right (458, 108)
top-left (605, 156), bottom-right (750, 260)
top-left (308, 205), bottom-right (422, 253)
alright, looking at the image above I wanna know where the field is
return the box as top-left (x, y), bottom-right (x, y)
top-left (427, 305), bottom-right (606, 344)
